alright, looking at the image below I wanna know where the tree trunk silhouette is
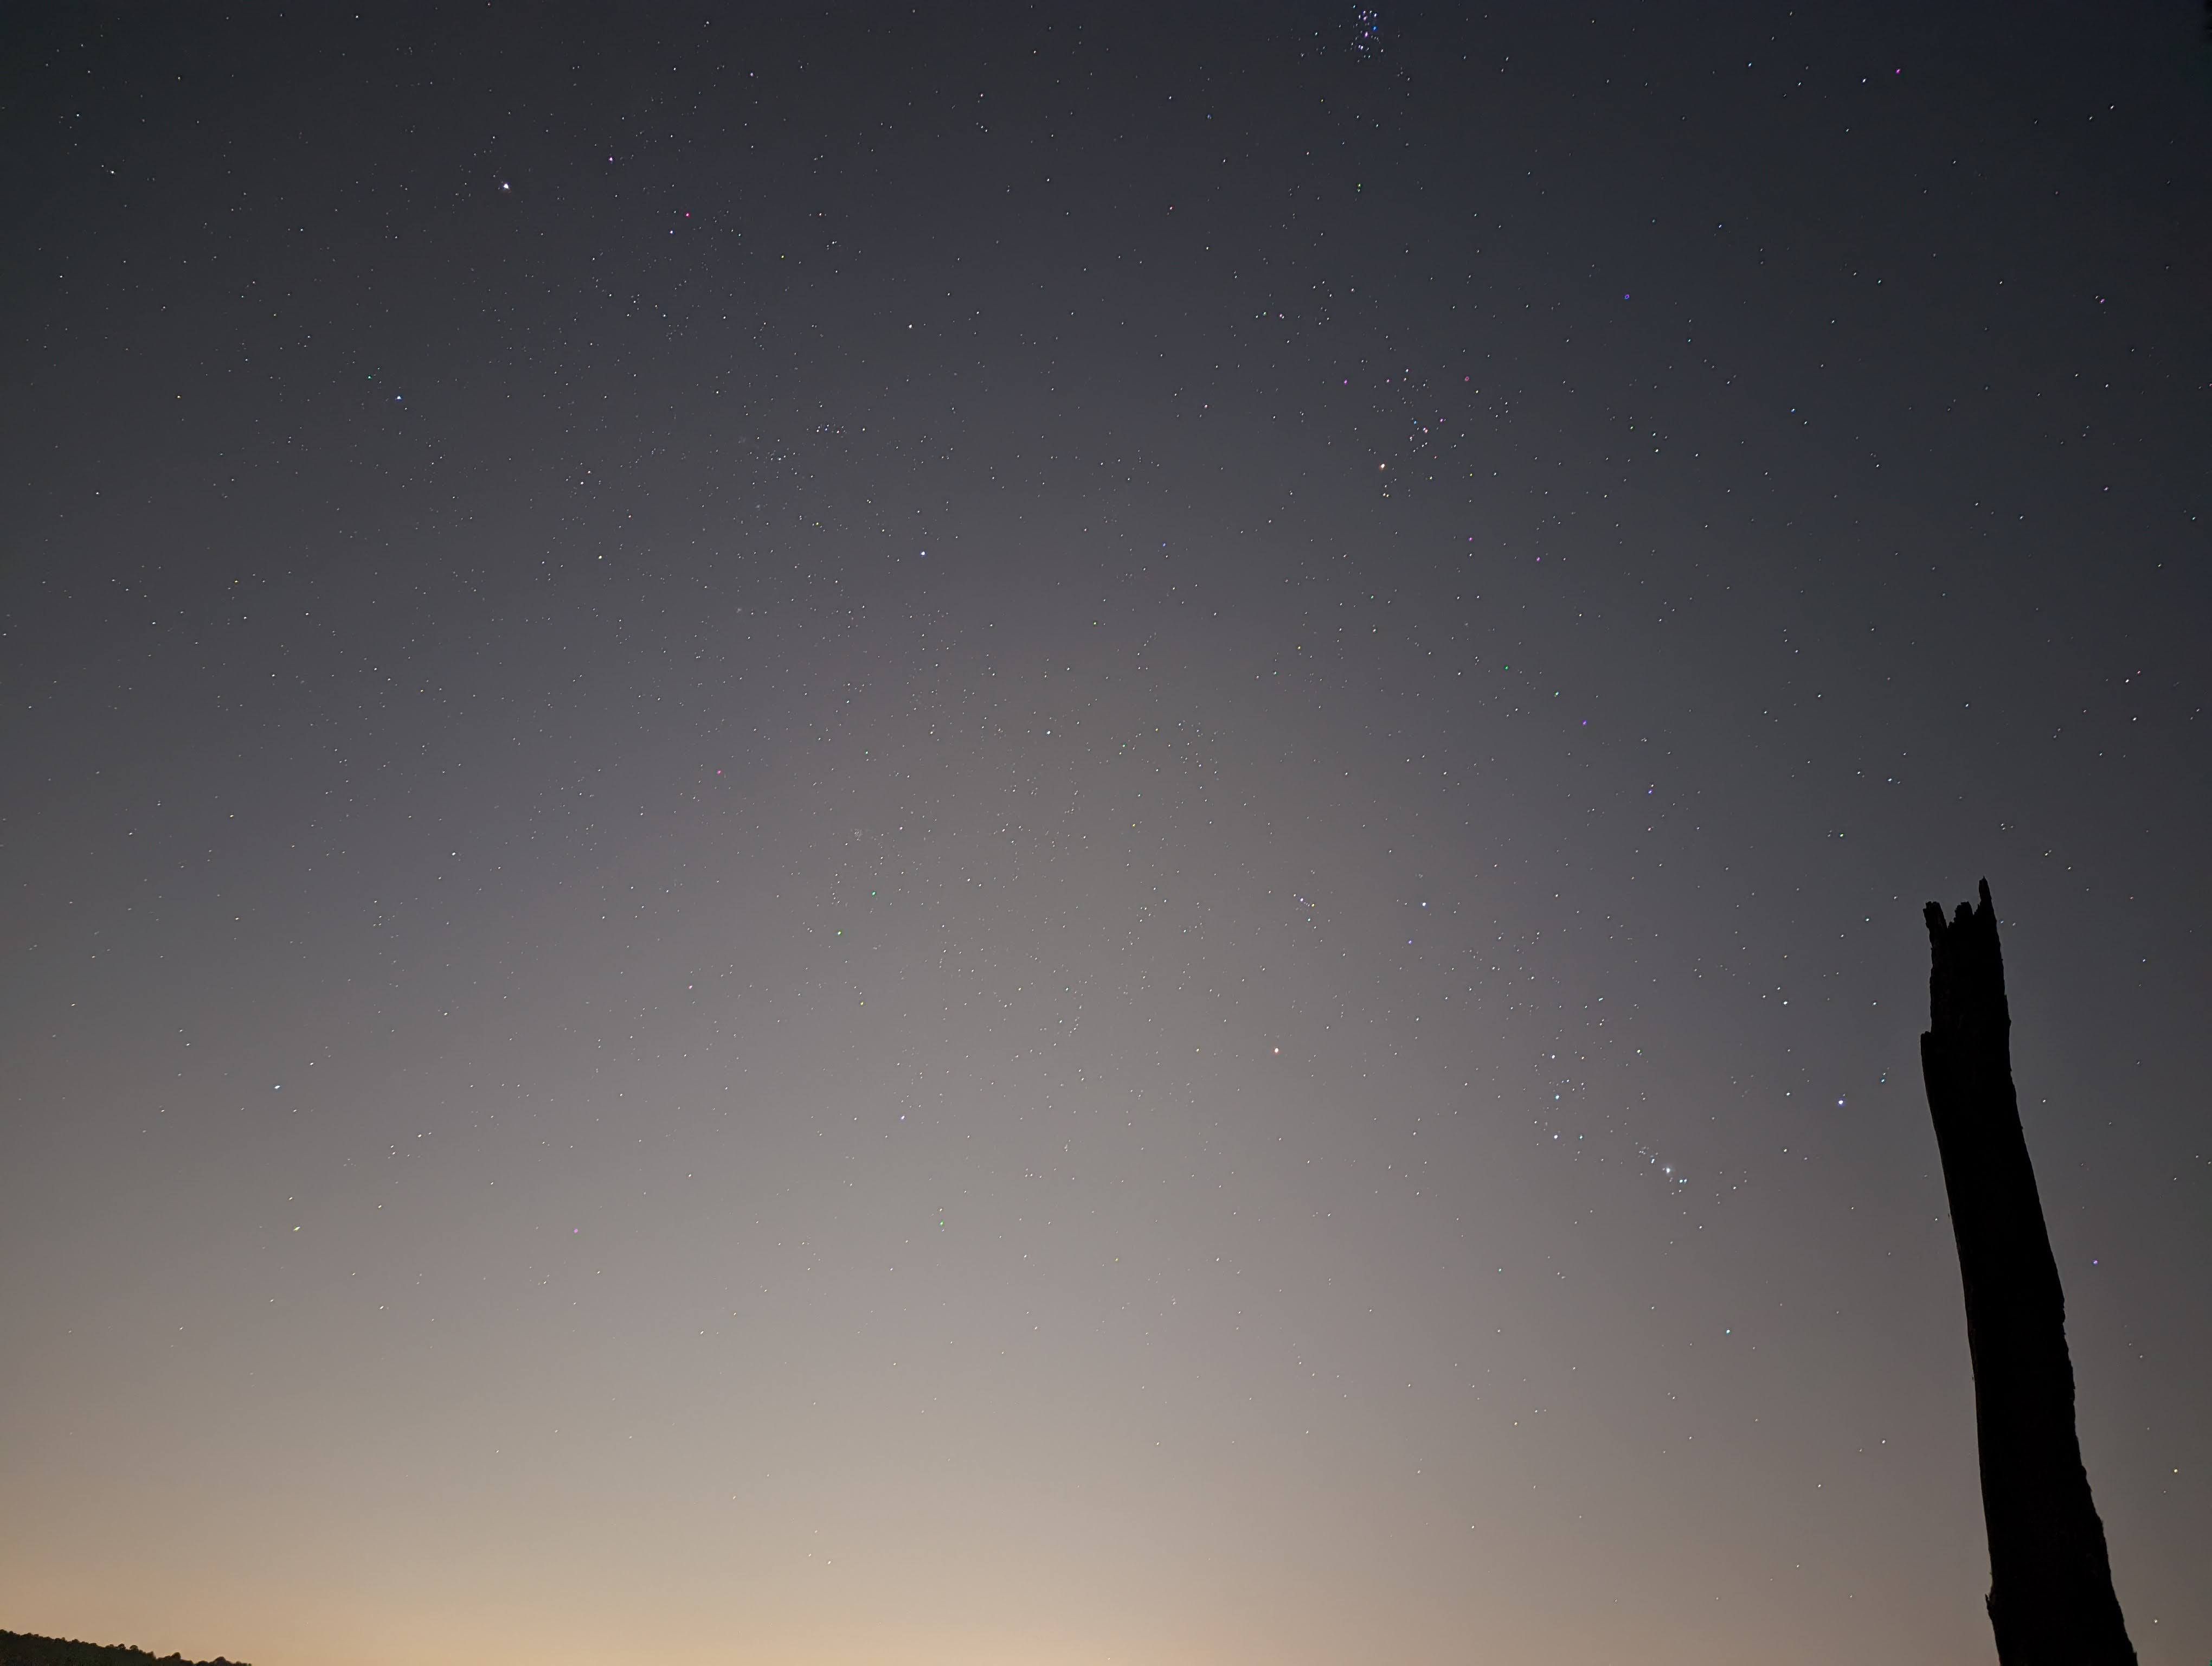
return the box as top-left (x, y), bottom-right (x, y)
top-left (1920, 881), bottom-right (2134, 1665)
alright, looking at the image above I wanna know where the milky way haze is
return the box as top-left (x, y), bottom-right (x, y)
top-left (3, 7), bottom-right (2207, 1664)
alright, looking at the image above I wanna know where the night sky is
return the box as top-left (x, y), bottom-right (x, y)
top-left (4, 6), bottom-right (2208, 1664)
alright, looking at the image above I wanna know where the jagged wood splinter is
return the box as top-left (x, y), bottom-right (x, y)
top-left (1920, 880), bottom-right (2134, 1665)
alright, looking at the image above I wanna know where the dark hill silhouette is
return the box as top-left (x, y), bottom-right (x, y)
top-left (1920, 882), bottom-right (2135, 1665)
top-left (0, 1631), bottom-right (247, 1666)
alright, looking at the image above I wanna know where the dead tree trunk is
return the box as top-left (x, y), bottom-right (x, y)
top-left (1920, 881), bottom-right (2134, 1665)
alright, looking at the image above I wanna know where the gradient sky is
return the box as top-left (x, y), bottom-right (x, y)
top-left (3, 6), bottom-right (2208, 1664)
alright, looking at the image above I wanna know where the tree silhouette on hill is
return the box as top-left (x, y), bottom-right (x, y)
top-left (0, 1630), bottom-right (247, 1666)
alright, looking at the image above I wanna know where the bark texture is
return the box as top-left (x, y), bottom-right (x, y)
top-left (1920, 881), bottom-right (2134, 1665)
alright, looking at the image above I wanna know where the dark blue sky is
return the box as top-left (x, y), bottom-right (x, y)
top-left (3, 6), bottom-right (2207, 1663)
